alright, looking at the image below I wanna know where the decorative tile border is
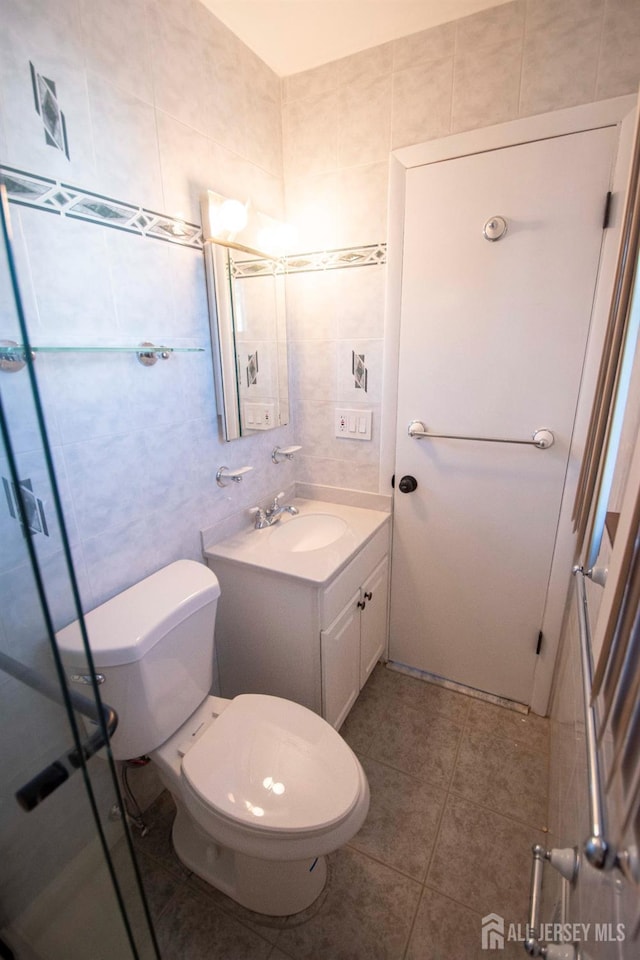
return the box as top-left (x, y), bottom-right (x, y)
top-left (0, 165), bottom-right (203, 248)
top-left (233, 243), bottom-right (387, 278)
top-left (284, 243), bottom-right (386, 273)
top-left (0, 165), bottom-right (387, 267)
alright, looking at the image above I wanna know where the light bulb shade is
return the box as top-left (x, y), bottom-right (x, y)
top-left (219, 198), bottom-right (248, 234)
top-left (201, 189), bottom-right (293, 259)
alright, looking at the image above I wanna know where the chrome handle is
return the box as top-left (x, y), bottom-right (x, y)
top-left (572, 566), bottom-right (623, 871)
top-left (0, 650), bottom-right (118, 812)
top-left (525, 845), bottom-right (579, 957)
top-left (407, 420), bottom-right (554, 449)
top-left (525, 844), bottom-right (546, 956)
top-left (69, 673), bottom-right (105, 685)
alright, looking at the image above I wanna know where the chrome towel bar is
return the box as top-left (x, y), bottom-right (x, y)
top-left (572, 566), bottom-right (624, 872)
top-left (407, 420), bottom-right (554, 449)
top-left (525, 844), bottom-right (578, 958)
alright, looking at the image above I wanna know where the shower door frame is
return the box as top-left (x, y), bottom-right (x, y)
top-left (381, 94), bottom-right (638, 716)
top-left (0, 187), bottom-right (161, 960)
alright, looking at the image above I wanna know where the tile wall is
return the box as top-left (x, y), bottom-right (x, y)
top-left (0, 0), bottom-right (293, 923)
top-left (282, 0), bottom-right (640, 494)
top-left (1, 0), bottom-right (640, 938)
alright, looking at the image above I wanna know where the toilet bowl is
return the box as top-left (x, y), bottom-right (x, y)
top-left (56, 560), bottom-right (369, 916)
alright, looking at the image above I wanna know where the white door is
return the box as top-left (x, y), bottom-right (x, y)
top-left (390, 127), bottom-right (617, 705)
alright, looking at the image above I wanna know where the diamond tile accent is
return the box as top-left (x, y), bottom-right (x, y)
top-left (2, 477), bottom-right (49, 537)
top-left (30, 62), bottom-right (69, 159)
top-left (0, 166), bottom-right (385, 264)
top-left (0, 165), bottom-right (203, 249)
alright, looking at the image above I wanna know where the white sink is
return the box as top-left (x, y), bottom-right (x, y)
top-left (269, 514), bottom-right (348, 552)
top-left (204, 498), bottom-right (390, 584)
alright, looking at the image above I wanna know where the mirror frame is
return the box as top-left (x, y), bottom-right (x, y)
top-left (201, 190), bottom-right (289, 442)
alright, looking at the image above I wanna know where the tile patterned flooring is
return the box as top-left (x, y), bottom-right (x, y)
top-left (132, 664), bottom-right (550, 959)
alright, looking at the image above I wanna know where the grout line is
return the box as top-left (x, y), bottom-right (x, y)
top-left (421, 876), bottom-right (493, 918)
top-left (442, 786), bottom-right (550, 834)
top-left (459, 710), bottom-right (551, 758)
top-left (446, 784), bottom-right (550, 833)
top-left (399, 879), bottom-right (424, 960)
top-left (419, 781), bottom-right (449, 886)
top-left (344, 841), bottom-right (428, 887)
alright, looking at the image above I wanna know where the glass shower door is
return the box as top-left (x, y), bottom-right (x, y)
top-left (0, 187), bottom-right (160, 960)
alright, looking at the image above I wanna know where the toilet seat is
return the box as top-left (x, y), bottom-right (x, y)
top-left (182, 694), bottom-right (362, 835)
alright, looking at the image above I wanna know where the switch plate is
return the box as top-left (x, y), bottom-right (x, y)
top-left (335, 408), bottom-right (372, 440)
top-left (243, 401), bottom-right (276, 429)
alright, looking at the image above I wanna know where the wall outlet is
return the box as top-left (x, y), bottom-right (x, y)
top-left (335, 408), bottom-right (372, 440)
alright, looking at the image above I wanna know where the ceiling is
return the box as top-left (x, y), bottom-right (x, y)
top-left (200, 0), bottom-right (512, 76)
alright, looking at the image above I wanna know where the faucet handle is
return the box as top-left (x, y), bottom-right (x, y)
top-left (272, 491), bottom-right (285, 507)
top-left (249, 506), bottom-right (268, 528)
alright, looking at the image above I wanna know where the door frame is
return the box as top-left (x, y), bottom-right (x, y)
top-left (380, 94), bottom-right (637, 715)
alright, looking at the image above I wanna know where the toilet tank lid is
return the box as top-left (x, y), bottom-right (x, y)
top-left (56, 560), bottom-right (221, 667)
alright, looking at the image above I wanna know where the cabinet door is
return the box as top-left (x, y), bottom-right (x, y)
top-left (360, 557), bottom-right (389, 687)
top-left (321, 592), bottom-right (361, 729)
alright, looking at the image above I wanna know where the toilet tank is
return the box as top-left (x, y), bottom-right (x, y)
top-left (56, 560), bottom-right (221, 760)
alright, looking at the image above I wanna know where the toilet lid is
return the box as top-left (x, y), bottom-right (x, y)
top-left (181, 694), bottom-right (362, 833)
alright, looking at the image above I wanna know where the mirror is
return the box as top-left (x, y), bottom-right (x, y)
top-left (201, 191), bottom-right (290, 441)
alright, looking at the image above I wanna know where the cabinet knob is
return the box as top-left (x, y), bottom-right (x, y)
top-left (364, 591), bottom-right (372, 601)
top-left (357, 600), bottom-right (366, 610)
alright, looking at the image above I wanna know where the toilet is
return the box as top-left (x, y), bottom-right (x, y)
top-left (56, 559), bottom-right (369, 916)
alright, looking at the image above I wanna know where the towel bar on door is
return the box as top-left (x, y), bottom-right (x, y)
top-left (407, 420), bottom-right (554, 449)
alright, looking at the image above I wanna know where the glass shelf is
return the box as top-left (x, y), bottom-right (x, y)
top-left (0, 340), bottom-right (204, 373)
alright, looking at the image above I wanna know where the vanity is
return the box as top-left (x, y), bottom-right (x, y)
top-left (203, 499), bottom-right (391, 729)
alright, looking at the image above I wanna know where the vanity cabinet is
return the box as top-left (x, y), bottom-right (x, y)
top-left (206, 515), bottom-right (390, 729)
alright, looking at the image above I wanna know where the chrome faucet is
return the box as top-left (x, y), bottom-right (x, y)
top-left (250, 492), bottom-right (299, 529)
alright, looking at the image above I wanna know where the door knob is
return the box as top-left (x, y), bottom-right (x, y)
top-left (398, 475), bottom-right (418, 493)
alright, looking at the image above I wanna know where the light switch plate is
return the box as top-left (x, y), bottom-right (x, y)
top-left (243, 401), bottom-right (276, 429)
top-left (335, 408), bottom-right (372, 440)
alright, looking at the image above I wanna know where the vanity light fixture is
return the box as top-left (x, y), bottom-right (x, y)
top-left (216, 465), bottom-right (254, 487)
top-left (272, 445), bottom-right (302, 464)
top-left (218, 198), bottom-right (249, 234)
top-left (202, 189), bottom-right (292, 259)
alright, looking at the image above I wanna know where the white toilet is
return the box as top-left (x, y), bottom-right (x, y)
top-left (57, 559), bottom-right (369, 916)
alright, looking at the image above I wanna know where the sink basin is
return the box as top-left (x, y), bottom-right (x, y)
top-left (204, 497), bottom-right (390, 583)
top-left (269, 514), bottom-right (348, 552)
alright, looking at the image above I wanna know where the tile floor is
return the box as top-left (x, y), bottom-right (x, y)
top-left (130, 664), bottom-right (550, 959)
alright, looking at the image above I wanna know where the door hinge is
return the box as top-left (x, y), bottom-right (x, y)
top-left (602, 191), bottom-right (612, 230)
top-left (536, 630), bottom-right (543, 655)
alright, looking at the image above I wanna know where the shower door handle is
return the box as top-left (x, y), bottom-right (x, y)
top-left (15, 701), bottom-right (118, 811)
top-left (0, 650), bottom-right (118, 812)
